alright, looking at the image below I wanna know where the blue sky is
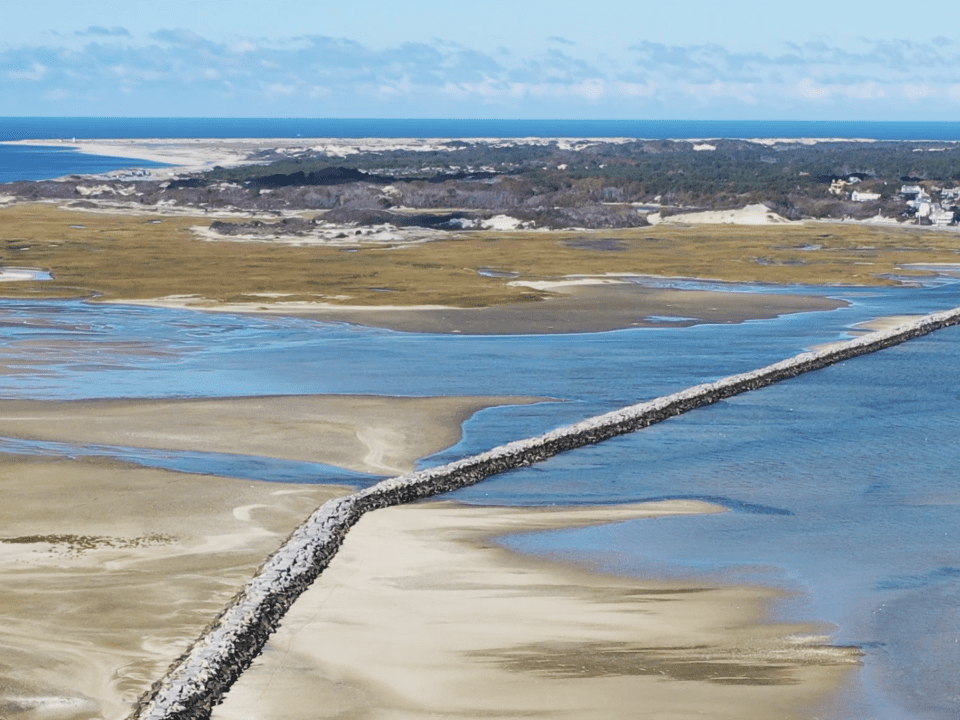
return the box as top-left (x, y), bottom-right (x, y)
top-left (2, 0), bottom-right (958, 119)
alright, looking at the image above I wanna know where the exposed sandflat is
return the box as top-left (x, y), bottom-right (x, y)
top-left (214, 500), bottom-right (859, 720)
top-left (0, 454), bottom-right (351, 720)
top-left (279, 282), bottom-right (844, 334)
top-left (0, 394), bottom-right (543, 476)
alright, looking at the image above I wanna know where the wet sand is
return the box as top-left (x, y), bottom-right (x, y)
top-left (134, 282), bottom-right (845, 335)
top-left (0, 395), bottom-right (544, 475)
top-left (214, 501), bottom-right (860, 720)
top-left (0, 393), bottom-right (545, 719)
top-left (0, 454), bottom-right (351, 720)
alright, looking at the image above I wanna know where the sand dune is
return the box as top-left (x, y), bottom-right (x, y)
top-left (648, 203), bottom-right (790, 225)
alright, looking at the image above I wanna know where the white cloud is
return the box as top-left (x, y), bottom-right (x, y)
top-left (8, 62), bottom-right (46, 81)
top-left (903, 83), bottom-right (932, 100)
top-left (571, 79), bottom-right (606, 100)
top-left (797, 78), bottom-right (832, 101)
top-left (3, 29), bottom-right (960, 118)
top-left (687, 81), bottom-right (758, 104)
top-left (262, 81), bottom-right (296, 96)
top-left (616, 81), bottom-right (656, 97)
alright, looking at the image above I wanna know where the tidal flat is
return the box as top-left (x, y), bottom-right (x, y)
top-left (2, 194), bottom-right (960, 719)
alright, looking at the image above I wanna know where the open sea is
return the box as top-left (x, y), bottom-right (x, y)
top-left (3, 118), bottom-right (960, 719)
top-left (3, 117), bottom-right (960, 183)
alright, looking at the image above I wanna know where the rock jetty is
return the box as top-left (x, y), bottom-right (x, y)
top-left (130, 305), bottom-right (960, 720)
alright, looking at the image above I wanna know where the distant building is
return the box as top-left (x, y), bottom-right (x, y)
top-left (930, 208), bottom-right (955, 226)
top-left (829, 179), bottom-right (848, 196)
top-left (851, 191), bottom-right (881, 202)
top-left (903, 188), bottom-right (931, 210)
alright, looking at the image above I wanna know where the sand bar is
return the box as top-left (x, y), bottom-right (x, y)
top-left (0, 137), bottom-right (636, 179)
top-left (214, 500), bottom-right (859, 720)
top-left (1, 138), bottom-right (281, 178)
top-left (6, 204), bottom-right (960, 335)
top-left (0, 393), bottom-right (545, 719)
top-left (0, 454), bottom-right (351, 720)
top-left (0, 395), bottom-right (544, 476)
top-left (131, 282), bottom-right (845, 335)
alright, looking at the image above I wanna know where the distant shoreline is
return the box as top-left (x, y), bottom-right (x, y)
top-left (4, 117), bottom-right (960, 141)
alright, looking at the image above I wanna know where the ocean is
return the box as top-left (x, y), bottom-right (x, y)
top-left (3, 117), bottom-right (960, 183)
top-left (3, 118), bottom-right (960, 718)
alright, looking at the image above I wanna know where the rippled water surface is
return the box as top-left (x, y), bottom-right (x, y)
top-left (2, 281), bottom-right (960, 719)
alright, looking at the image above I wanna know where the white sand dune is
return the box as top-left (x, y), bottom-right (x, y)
top-left (648, 203), bottom-right (790, 225)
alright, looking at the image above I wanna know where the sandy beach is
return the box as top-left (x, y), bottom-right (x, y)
top-left (0, 453), bottom-right (350, 720)
top-left (0, 138), bottom-right (290, 178)
top-left (213, 500), bottom-right (860, 720)
top-left (0, 392), bottom-right (547, 720)
top-left (0, 394), bottom-right (544, 476)
top-left (0, 137), bottom-right (634, 180)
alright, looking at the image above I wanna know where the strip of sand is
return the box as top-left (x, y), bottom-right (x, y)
top-left (0, 454), bottom-right (351, 720)
top-left (1, 137), bottom-right (633, 179)
top-left (1, 138), bottom-right (273, 178)
top-left (124, 282), bottom-right (845, 335)
top-left (214, 500), bottom-right (859, 720)
top-left (809, 315), bottom-right (925, 351)
top-left (0, 395), bottom-right (544, 476)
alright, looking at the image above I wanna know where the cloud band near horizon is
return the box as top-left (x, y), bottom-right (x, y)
top-left (3, 30), bottom-right (959, 119)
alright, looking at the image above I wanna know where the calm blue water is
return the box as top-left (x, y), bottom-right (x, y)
top-left (0, 142), bottom-right (170, 182)
top-left (2, 117), bottom-right (960, 182)
top-left (491, 331), bottom-right (960, 719)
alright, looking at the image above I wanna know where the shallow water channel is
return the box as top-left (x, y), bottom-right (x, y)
top-left (2, 280), bottom-right (960, 719)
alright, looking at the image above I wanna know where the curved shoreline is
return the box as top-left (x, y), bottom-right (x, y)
top-left (214, 500), bottom-right (859, 720)
top-left (0, 394), bottom-right (545, 476)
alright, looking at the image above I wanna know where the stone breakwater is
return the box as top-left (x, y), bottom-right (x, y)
top-left (129, 306), bottom-right (960, 720)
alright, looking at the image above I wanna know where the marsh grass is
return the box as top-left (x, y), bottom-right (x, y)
top-left (2, 203), bottom-right (958, 308)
